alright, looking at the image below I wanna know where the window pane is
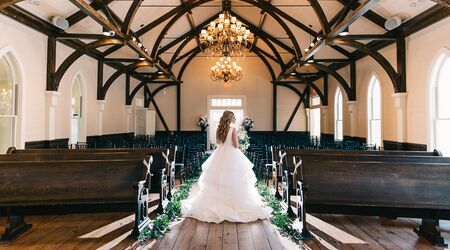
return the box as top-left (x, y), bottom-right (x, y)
top-left (0, 117), bottom-right (15, 153)
top-left (335, 120), bottom-right (343, 140)
top-left (372, 81), bottom-right (381, 119)
top-left (370, 119), bottom-right (381, 146)
top-left (0, 57), bottom-right (14, 115)
top-left (436, 119), bottom-right (450, 156)
top-left (437, 57), bottom-right (450, 119)
top-left (211, 98), bottom-right (243, 107)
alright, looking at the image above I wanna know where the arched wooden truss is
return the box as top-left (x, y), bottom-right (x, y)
top-left (1, 0), bottom-right (448, 131)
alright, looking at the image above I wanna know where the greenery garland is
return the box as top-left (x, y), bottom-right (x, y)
top-left (256, 182), bottom-right (304, 243)
top-left (138, 153), bottom-right (303, 245)
top-left (138, 157), bottom-right (205, 243)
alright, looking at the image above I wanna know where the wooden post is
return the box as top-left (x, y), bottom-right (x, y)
top-left (397, 35), bottom-right (407, 92)
top-left (350, 61), bottom-right (356, 100)
top-left (273, 83), bottom-right (277, 131)
top-left (97, 58), bottom-right (104, 100)
top-left (46, 36), bottom-right (56, 91)
top-left (177, 83), bottom-right (181, 131)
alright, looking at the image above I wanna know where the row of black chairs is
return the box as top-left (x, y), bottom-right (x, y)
top-left (245, 132), bottom-right (380, 178)
top-left (83, 132), bottom-right (207, 179)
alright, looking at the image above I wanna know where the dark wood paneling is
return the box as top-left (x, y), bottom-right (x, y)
top-left (86, 132), bottom-right (135, 146)
top-left (24, 138), bottom-right (69, 149)
top-left (384, 140), bottom-right (427, 151)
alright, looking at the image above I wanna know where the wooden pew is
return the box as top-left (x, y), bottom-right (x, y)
top-left (5, 147), bottom-right (178, 197)
top-left (0, 148), bottom-right (170, 242)
top-left (281, 149), bottom-right (450, 246)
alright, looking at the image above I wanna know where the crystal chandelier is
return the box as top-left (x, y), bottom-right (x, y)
top-left (200, 12), bottom-right (252, 57)
top-left (210, 56), bottom-right (242, 83)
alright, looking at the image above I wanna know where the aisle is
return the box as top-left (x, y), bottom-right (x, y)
top-left (148, 218), bottom-right (297, 250)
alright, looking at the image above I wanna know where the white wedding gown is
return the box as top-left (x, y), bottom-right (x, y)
top-left (181, 127), bottom-right (272, 223)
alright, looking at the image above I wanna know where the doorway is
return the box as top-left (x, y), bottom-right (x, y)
top-left (208, 96), bottom-right (246, 147)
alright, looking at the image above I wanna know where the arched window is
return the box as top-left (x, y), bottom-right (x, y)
top-left (430, 52), bottom-right (450, 156)
top-left (70, 74), bottom-right (86, 145)
top-left (367, 75), bottom-right (381, 147)
top-left (309, 95), bottom-right (321, 138)
top-left (334, 88), bottom-right (343, 141)
top-left (0, 53), bottom-right (18, 153)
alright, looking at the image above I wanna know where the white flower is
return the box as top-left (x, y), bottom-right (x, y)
top-left (241, 117), bottom-right (254, 129)
top-left (197, 115), bottom-right (209, 128)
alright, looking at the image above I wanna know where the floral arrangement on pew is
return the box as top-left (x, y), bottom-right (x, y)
top-left (237, 128), bottom-right (250, 152)
top-left (241, 117), bottom-right (254, 132)
top-left (197, 115), bottom-right (209, 131)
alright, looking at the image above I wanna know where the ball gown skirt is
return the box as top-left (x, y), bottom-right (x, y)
top-left (181, 128), bottom-right (272, 223)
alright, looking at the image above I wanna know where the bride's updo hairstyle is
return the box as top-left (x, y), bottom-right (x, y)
top-left (216, 110), bottom-right (235, 144)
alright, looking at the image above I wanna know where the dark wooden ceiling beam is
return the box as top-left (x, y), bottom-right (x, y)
top-left (122, 0), bottom-right (143, 35)
top-left (68, 0), bottom-right (122, 35)
top-left (400, 4), bottom-right (450, 37)
top-left (251, 0), bottom-right (271, 50)
top-left (336, 34), bottom-right (396, 41)
top-left (55, 33), bottom-right (116, 40)
top-left (308, 0), bottom-right (331, 33)
top-left (67, 0), bottom-right (115, 27)
top-left (231, 11), bottom-right (295, 55)
top-left (262, 1), bottom-right (317, 36)
top-left (324, 4), bottom-right (450, 78)
top-left (281, 0), bottom-right (378, 78)
top-left (431, 0), bottom-right (450, 7)
top-left (96, 0), bottom-right (121, 29)
top-left (222, 0), bottom-right (231, 11)
top-left (157, 12), bottom-right (219, 56)
top-left (181, 0), bottom-right (201, 49)
top-left (104, 58), bottom-right (148, 63)
top-left (174, 47), bottom-right (197, 64)
top-left (330, 0), bottom-right (380, 39)
top-left (0, 0), bottom-right (21, 11)
top-left (67, 0), bottom-right (175, 80)
top-left (336, 0), bottom-right (386, 30)
top-left (103, 4), bottom-right (184, 56)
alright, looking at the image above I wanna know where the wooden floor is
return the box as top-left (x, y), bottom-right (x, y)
top-left (1, 188), bottom-right (449, 250)
top-left (1, 210), bottom-right (449, 249)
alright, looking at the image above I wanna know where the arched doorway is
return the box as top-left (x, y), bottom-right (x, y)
top-left (70, 74), bottom-right (86, 145)
top-left (429, 50), bottom-right (450, 156)
top-left (0, 51), bottom-right (21, 153)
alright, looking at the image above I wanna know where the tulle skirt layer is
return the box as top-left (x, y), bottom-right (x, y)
top-left (181, 145), bottom-right (272, 223)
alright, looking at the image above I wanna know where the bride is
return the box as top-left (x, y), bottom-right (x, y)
top-left (181, 110), bottom-right (272, 223)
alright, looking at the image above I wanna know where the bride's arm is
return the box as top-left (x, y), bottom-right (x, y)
top-left (231, 128), bottom-right (239, 148)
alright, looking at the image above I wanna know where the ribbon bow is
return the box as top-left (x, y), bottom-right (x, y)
top-left (162, 151), bottom-right (169, 164)
top-left (278, 151), bottom-right (287, 165)
top-left (293, 156), bottom-right (302, 176)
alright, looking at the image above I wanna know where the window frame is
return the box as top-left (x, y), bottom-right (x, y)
top-left (429, 49), bottom-right (450, 155)
top-left (367, 74), bottom-right (382, 147)
top-left (309, 95), bottom-right (321, 138)
top-left (334, 88), bottom-right (343, 141)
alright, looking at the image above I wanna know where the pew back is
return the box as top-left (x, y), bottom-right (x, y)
top-left (299, 159), bottom-right (450, 210)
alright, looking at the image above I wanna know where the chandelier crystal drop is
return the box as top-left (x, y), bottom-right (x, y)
top-left (200, 12), bottom-right (252, 57)
top-left (210, 56), bottom-right (242, 84)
